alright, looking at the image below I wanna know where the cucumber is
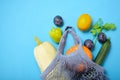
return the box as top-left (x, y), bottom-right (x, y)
top-left (94, 39), bottom-right (111, 65)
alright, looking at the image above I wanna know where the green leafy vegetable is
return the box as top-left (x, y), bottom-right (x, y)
top-left (96, 18), bottom-right (103, 27)
top-left (90, 29), bottom-right (97, 36)
top-left (90, 18), bottom-right (116, 36)
top-left (93, 24), bottom-right (99, 29)
top-left (96, 27), bottom-right (102, 33)
top-left (103, 23), bottom-right (116, 30)
top-left (90, 18), bottom-right (103, 36)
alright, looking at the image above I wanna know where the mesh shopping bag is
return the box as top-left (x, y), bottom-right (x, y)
top-left (41, 26), bottom-right (107, 80)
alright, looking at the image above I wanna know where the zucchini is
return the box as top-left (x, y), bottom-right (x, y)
top-left (94, 39), bottom-right (111, 65)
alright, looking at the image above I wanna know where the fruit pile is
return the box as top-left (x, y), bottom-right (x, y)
top-left (48, 14), bottom-right (116, 65)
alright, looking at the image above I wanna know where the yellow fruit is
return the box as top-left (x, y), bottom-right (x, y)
top-left (77, 14), bottom-right (92, 31)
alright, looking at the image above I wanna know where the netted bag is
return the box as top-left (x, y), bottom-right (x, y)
top-left (41, 26), bottom-right (107, 80)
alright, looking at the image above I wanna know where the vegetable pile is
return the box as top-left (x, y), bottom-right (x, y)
top-left (49, 14), bottom-right (116, 65)
top-left (36, 14), bottom-right (116, 67)
top-left (34, 14), bottom-right (117, 79)
top-left (89, 18), bottom-right (116, 65)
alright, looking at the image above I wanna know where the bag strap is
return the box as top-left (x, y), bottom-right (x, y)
top-left (57, 26), bottom-right (82, 54)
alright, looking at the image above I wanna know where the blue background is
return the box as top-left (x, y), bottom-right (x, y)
top-left (0, 0), bottom-right (120, 80)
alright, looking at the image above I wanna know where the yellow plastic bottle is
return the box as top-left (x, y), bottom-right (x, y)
top-left (34, 36), bottom-right (56, 72)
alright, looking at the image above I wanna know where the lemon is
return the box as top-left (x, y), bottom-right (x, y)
top-left (77, 14), bottom-right (92, 31)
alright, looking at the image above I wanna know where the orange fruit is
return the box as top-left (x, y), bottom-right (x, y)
top-left (66, 44), bottom-right (78, 55)
top-left (82, 46), bottom-right (92, 60)
top-left (66, 45), bottom-right (92, 60)
top-left (77, 14), bottom-right (92, 31)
